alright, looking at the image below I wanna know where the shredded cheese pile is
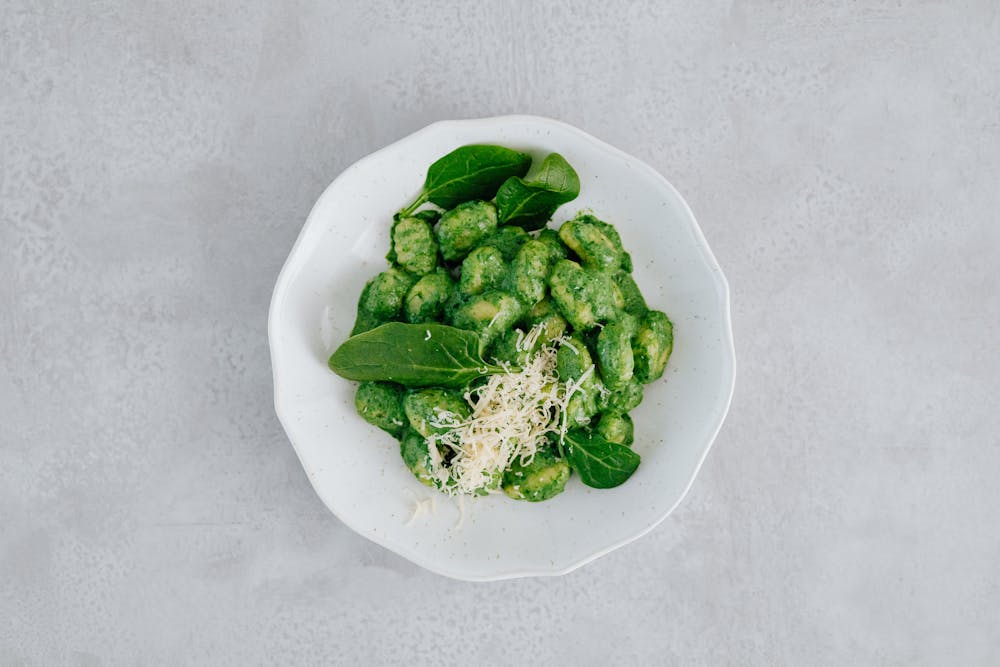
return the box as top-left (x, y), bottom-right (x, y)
top-left (423, 326), bottom-right (571, 495)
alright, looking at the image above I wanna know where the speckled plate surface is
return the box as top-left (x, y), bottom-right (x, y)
top-left (268, 115), bottom-right (735, 581)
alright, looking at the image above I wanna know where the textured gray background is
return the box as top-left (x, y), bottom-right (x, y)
top-left (2, 1), bottom-right (999, 665)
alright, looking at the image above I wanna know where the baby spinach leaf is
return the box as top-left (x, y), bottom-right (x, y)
top-left (563, 428), bottom-right (640, 489)
top-left (528, 152), bottom-right (580, 193)
top-left (495, 153), bottom-right (580, 230)
top-left (328, 322), bottom-right (504, 388)
top-left (400, 145), bottom-right (531, 216)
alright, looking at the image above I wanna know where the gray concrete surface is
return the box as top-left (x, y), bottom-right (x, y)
top-left (3, 1), bottom-right (999, 665)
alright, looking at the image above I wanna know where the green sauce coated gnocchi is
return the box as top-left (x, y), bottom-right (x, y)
top-left (336, 146), bottom-right (674, 502)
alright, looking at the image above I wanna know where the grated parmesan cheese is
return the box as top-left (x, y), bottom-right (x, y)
top-left (454, 494), bottom-right (467, 529)
top-left (403, 489), bottom-right (436, 526)
top-left (405, 496), bottom-right (435, 525)
top-left (421, 326), bottom-right (583, 496)
top-left (517, 325), bottom-right (543, 352)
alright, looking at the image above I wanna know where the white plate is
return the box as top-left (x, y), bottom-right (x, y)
top-left (268, 115), bottom-right (735, 581)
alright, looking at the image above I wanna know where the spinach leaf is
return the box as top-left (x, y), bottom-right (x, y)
top-left (563, 428), bottom-right (640, 489)
top-left (400, 145), bottom-right (531, 216)
top-left (495, 153), bottom-right (580, 230)
top-left (328, 322), bottom-right (504, 388)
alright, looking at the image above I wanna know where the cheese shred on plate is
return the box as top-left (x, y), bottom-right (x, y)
top-left (424, 327), bottom-right (575, 495)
